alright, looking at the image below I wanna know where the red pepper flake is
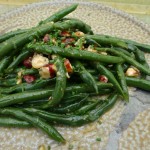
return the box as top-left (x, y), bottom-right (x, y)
top-left (23, 75), bottom-right (36, 83)
top-left (64, 59), bottom-right (73, 73)
top-left (23, 57), bottom-right (32, 68)
top-left (45, 64), bottom-right (56, 78)
top-left (43, 34), bottom-right (50, 43)
top-left (60, 31), bottom-right (71, 37)
top-left (99, 75), bottom-right (108, 83)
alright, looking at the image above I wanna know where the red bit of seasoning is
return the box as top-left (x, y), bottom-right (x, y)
top-left (64, 59), bottom-right (73, 73)
top-left (60, 31), bottom-right (71, 37)
top-left (43, 34), bottom-right (50, 43)
top-left (23, 75), bottom-right (36, 83)
top-left (99, 75), bottom-right (108, 83)
top-left (45, 64), bottom-right (56, 78)
top-left (23, 57), bottom-right (32, 68)
top-left (61, 38), bottom-right (75, 45)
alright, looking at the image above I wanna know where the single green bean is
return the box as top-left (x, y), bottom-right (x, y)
top-left (42, 56), bottom-right (67, 109)
top-left (95, 34), bottom-right (150, 53)
top-left (51, 94), bottom-right (88, 113)
top-left (6, 50), bottom-right (31, 73)
top-left (126, 77), bottom-right (150, 91)
top-left (27, 44), bottom-right (124, 64)
top-left (114, 47), bottom-right (135, 59)
top-left (85, 34), bottom-right (128, 49)
top-left (75, 99), bottom-right (102, 115)
top-left (0, 56), bottom-right (13, 74)
top-left (116, 64), bottom-right (129, 101)
top-left (73, 60), bottom-right (98, 93)
top-left (0, 29), bottom-right (29, 43)
top-left (0, 78), bottom-right (17, 87)
top-left (60, 18), bottom-right (93, 34)
top-left (62, 93), bottom-right (89, 105)
top-left (39, 4), bottom-right (78, 24)
top-left (0, 108), bottom-right (65, 143)
top-left (0, 116), bottom-right (31, 128)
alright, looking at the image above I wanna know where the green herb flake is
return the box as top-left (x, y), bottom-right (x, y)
top-left (96, 137), bottom-right (101, 141)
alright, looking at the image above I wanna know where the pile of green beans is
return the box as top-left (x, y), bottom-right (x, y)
top-left (0, 4), bottom-right (150, 143)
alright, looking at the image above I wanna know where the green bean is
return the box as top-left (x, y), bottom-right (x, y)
top-left (51, 94), bottom-right (88, 113)
top-left (114, 47), bottom-right (135, 59)
top-left (134, 48), bottom-right (146, 63)
top-left (134, 47), bottom-right (149, 78)
top-left (116, 64), bottom-right (129, 101)
top-left (86, 69), bottom-right (98, 75)
top-left (39, 4), bottom-right (78, 24)
top-left (75, 99), bottom-right (102, 115)
top-left (131, 42), bottom-right (150, 53)
top-left (0, 108), bottom-right (65, 143)
top-left (89, 89), bottom-right (112, 96)
top-left (0, 22), bottom-right (53, 59)
top-left (95, 34), bottom-right (150, 53)
top-left (13, 68), bottom-right (38, 75)
top-left (93, 62), bottom-right (125, 98)
top-left (0, 78), bottom-right (17, 87)
top-left (122, 63), bottom-right (130, 72)
top-left (25, 107), bottom-right (90, 126)
top-left (0, 94), bottom-right (6, 98)
top-left (61, 18), bottom-right (93, 34)
top-left (16, 93), bottom-right (88, 108)
top-left (0, 29), bottom-right (29, 43)
top-left (0, 116), bottom-right (31, 128)
top-left (73, 60), bottom-right (98, 93)
top-left (85, 34), bottom-right (128, 49)
top-left (27, 44), bottom-right (124, 64)
top-left (85, 37), bottom-right (101, 46)
top-left (6, 50), bottom-right (31, 73)
top-left (65, 82), bottom-right (113, 94)
top-left (96, 47), bottom-right (150, 75)
top-left (0, 18), bottom-right (93, 60)
top-left (22, 93), bottom-right (87, 106)
top-left (0, 89), bottom-right (53, 108)
top-left (62, 93), bottom-right (89, 105)
top-left (24, 93), bottom-right (118, 126)
top-left (0, 4), bottom-right (78, 43)
top-left (88, 93), bottom-right (118, 121)
top-left (4, 74), bottom-right (16, 79)
top-left (0, 78), bottom-right (56, 94)
top-left (0, 56), bottom-right (13, 74)
top-left (126, 77), bottom-right (150, 91)
top-left (42, 56), bottom-right (67, 109)
top-left (0, 82), bottom-right (113, 108)
top-left (14, 99), bottom-right (49, 108)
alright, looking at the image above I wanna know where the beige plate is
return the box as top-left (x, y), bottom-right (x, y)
top-left (0, 0), bottom-right (150, 150)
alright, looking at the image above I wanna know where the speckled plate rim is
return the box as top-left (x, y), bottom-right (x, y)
top-left (0, 0), bottom-right (150, 36)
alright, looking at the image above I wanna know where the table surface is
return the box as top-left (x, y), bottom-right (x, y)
top-left (0, 0), bottom-right (150, 25)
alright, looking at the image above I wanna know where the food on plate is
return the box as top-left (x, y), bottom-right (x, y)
top-left (0, 4), bottom-right (150, 143)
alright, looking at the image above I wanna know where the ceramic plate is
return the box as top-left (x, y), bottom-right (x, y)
top-left (0, 0), bottom-right (149, 150)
